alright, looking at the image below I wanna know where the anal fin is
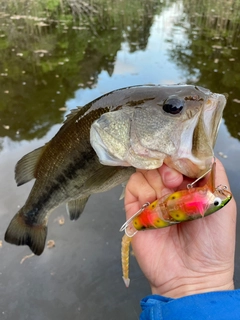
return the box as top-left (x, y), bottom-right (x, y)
top-left (66, 196), bottom-right (90, 221)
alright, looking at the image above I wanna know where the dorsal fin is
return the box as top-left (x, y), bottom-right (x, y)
top-left (15, 146), bottom-right (46, 186)
top-left (63, 108), bottom-right (80, 124)
top-left (63, 105), bottom-right (91, 126)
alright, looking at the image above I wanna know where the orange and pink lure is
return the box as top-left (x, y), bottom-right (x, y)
top-left (120, 162), bottom-right (232, 287)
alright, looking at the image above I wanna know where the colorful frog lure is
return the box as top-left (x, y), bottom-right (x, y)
top-left (120, 162), bottom-right (232, 287)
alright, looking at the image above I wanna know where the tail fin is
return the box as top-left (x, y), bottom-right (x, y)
top-left (4, 211), bottom-right (47, 256)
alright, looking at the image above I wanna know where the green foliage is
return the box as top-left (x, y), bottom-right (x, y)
top-left (167, 0), bottom-right (240, 140)
top-left (0, 0), bottom-right (239, 141)
top-left (0, 0), bottom-right (162, 141)
top-left (44, 0), bottom-right (61, 11)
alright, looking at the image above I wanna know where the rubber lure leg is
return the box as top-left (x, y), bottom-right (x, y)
top-left (121, 234), bottom-right (132, 287)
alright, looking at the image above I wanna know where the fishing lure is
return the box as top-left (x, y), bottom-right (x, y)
top-left (120, 163), bottom-right (232, 287)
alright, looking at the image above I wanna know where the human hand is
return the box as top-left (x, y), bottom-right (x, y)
top-left (124, 159), bottom-right (236, 298)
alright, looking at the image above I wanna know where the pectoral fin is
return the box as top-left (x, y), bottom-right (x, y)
top-left (66, 196), bottom-right (90, 221)
top-left (119, 184), bottom-right (126, 200)
top-left (66, 166), bottom-right (135, 220)
top-left (83, 166), bottom-right (135, 194)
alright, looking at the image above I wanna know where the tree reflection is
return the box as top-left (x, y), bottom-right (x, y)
top-left (1, 0), bottom-right (238, 143)
top-left (167, 0), bottom-right (240, 140)
top-left (0, 0), bottom-right (163, 141)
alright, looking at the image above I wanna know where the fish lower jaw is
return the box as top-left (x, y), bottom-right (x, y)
top-left (164, 156), bottom-right (213, 178)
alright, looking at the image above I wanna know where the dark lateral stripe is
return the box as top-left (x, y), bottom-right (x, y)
top-left (26, 147), bottom-right (96, 221)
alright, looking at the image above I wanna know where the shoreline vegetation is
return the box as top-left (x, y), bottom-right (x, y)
top-left (0, 0), bottom-right (239, 143)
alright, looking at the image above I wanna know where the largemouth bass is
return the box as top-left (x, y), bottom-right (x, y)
top-left (4, 85), bottom-right (226, 255)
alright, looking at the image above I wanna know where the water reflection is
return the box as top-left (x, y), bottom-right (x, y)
top-left (0, 0), bottom-right (238, 144)
top-left (0, 1), bottom-right (240, 319)
top-left (167, 0), bottom-right (240, 139)
top-left (0, 0), bottom-right (163, 141)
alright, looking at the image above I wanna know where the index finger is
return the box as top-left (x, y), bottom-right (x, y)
top-left (124, 165), bottom-right (183, 220)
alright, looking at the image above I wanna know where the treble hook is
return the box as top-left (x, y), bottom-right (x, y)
top-left (119, 202), bottom-right (150, 237)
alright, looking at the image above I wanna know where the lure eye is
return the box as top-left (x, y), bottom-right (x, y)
top-left (213, 197), bottom-right (222, 206)
top-left (163, 96), bottom-right (185, 115)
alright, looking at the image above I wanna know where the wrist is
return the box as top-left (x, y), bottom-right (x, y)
top-left (151, 270), bottom-right (234, 298)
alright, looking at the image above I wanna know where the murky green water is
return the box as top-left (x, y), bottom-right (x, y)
top-left (0, 0), bottom-right (239, 319)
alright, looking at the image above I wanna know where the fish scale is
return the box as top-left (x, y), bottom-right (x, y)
top-left (5, 84), bottom-right (226, 255)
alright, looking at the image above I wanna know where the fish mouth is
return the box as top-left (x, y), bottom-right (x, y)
top-left (165, 91), bottom-right (227, 178)
top-left (203, 92), bottom-right (226, 147)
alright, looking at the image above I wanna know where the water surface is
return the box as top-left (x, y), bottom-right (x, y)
top-left (0, 0), bottom-right (239, 319)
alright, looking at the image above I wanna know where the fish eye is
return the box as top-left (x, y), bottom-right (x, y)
top-left (213, 197), bottom-right (222, 206)
top-left (163, 96), bottom-right (185, 115)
